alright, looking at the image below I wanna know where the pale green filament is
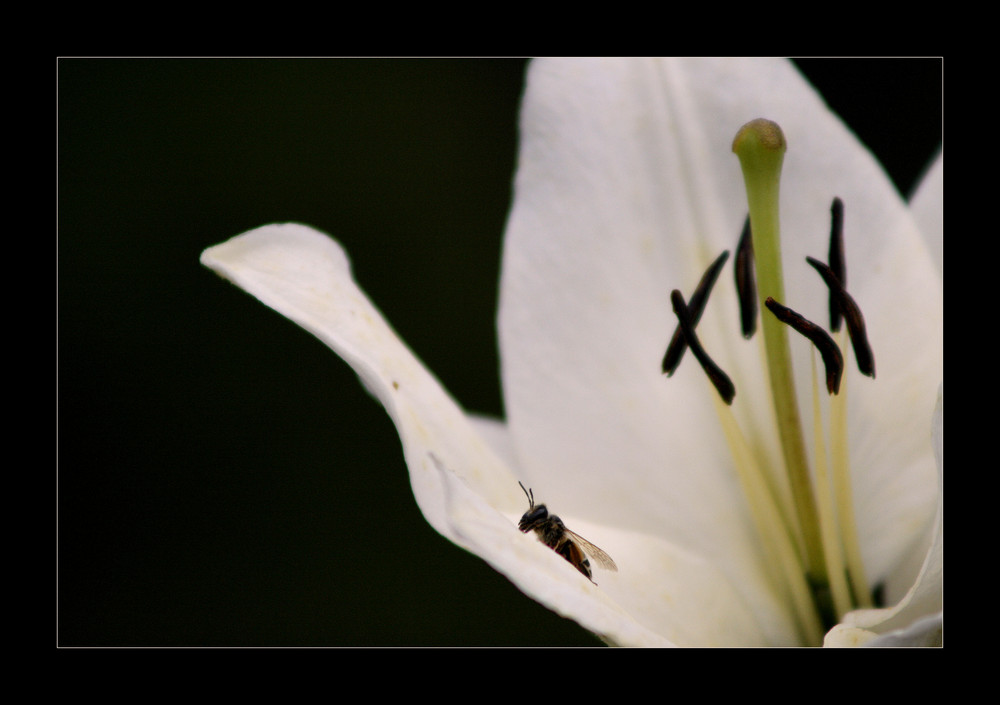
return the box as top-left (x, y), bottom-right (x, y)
top-left (810, 350), bottom-right (853, 617)
top-left (831, 330), bottom-right (872, 608)
top-left (732, 120), bottom-right (828, 594)
top-left (712, 391), bottom-right (824, 645)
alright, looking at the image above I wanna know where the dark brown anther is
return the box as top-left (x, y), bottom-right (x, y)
top-left (805, 256), bottom-right (876, 379)
top-left (764, 297), bottom-right (844, 395)
top-left (735, 215), bottom-right (757, 339)
top-left (662, 250), bottom-right (729, 376)
top-left (827, 198), bottom-right (846, 332)
top-left (671, 289), bottom-right (735, 405)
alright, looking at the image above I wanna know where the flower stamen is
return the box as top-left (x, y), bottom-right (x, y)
top-left (764, 297), bottom-right (844, 395)
top-left (670, 289), bottom-right (735, 405)
top-left (827, 198), bottom-right (846, 332)
top-left (735, 216), bottom-right (757, 339)
top-left (809, 199), bottom-right (874, 608)
top-left (662, 250), bottom-right (730, 376)
top-left (806, 256), bottom-right (876, 379)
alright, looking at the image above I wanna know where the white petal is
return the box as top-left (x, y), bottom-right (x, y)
top-left (862, 613), bottom-right (942, 647)
top-left (825, 384), bottom-right (943, 646)
top-left (909, 151), bottom-right (943, 276)
top-left (201, 223), bottom-right (775, 646)
top-left (498, 58), bottom-right (941, 615)
top-left (466, 413), bottom-right (520, 472)
top-left (202, 224), bottom-right (514, 538)
top-left (464, 419), bottom-right (778, 645)
top-left (199, 224), bottom-right (611, 634)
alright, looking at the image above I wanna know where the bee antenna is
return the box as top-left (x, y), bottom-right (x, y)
top-left (518, 481), bottom-right (533, 507)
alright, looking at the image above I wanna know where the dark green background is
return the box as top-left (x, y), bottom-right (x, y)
top-left (58, 58), bottom-right (941, 647)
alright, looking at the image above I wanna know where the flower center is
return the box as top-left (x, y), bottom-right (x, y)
top-left (664, 119), bottom-right (879, 645)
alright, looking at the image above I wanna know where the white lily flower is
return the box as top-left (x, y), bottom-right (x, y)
top-left (201, 58), bottom-right (942, 646)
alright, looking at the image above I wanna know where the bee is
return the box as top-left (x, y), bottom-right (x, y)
top-left (518, 482), bottom-right (617, 582)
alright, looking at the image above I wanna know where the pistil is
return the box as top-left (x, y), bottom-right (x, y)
top-left (732, 119), bottom-right (829, 596)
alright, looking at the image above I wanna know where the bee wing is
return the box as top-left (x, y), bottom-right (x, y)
top-left (564, 529), bottom-right (618, 572)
